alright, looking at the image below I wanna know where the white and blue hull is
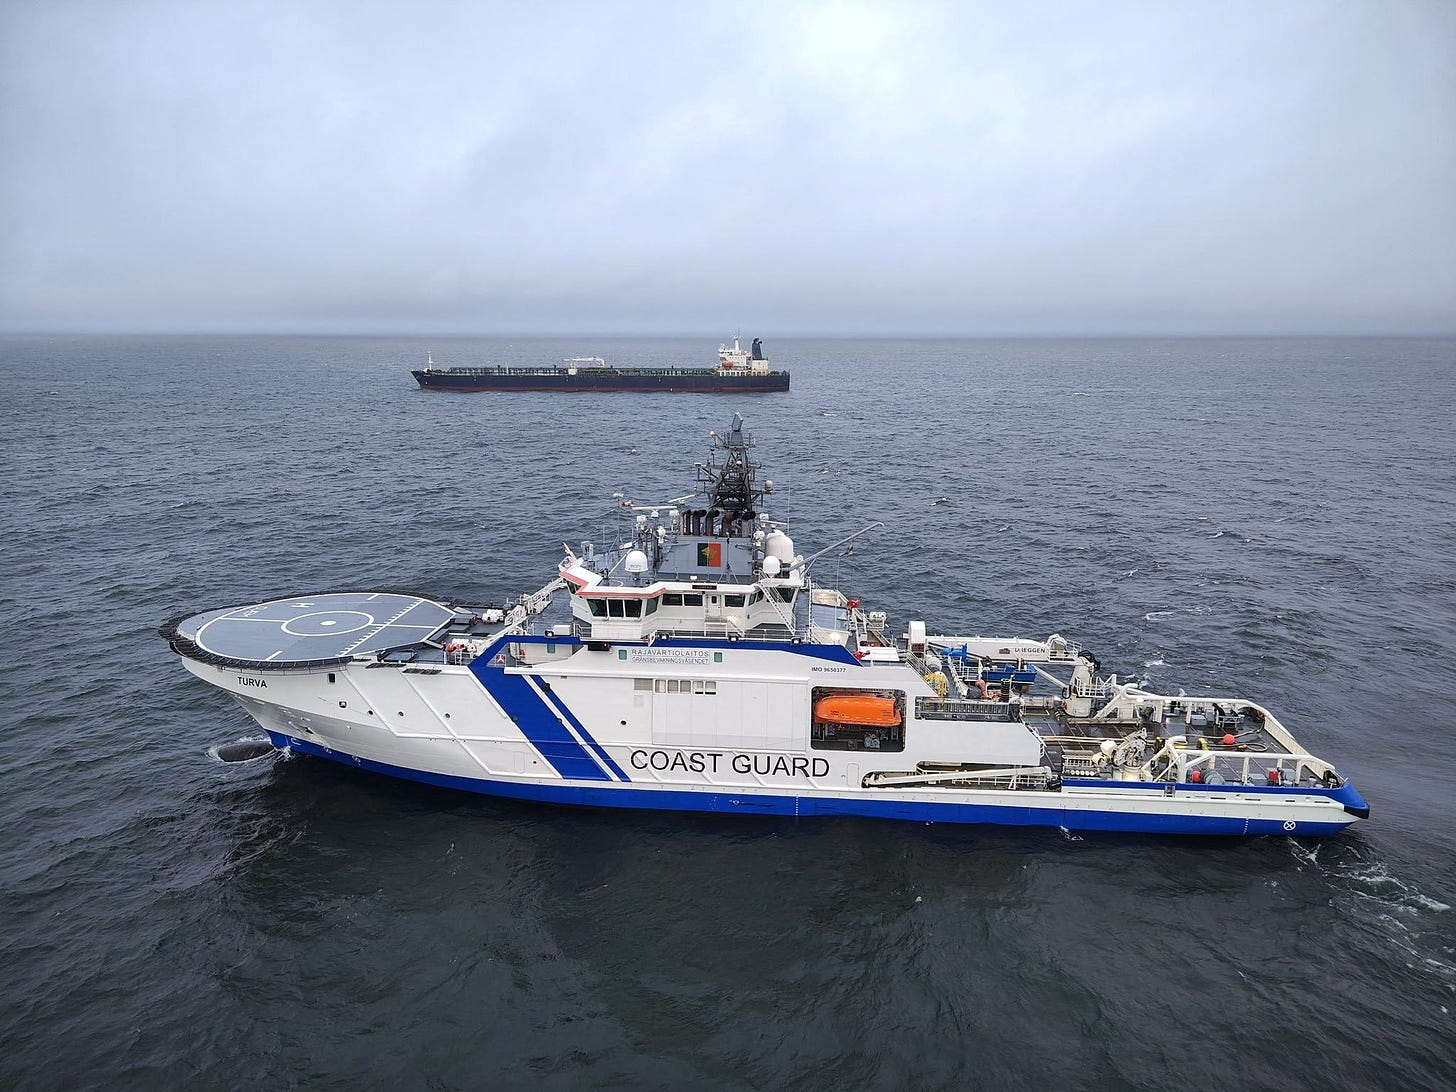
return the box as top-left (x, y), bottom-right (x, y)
top-left (187, 635), bottom-right (1365, 837)
top-left (167, 417), bottom-right (1368, 838)
top-left (260, 734), bottom-right (1361, 836)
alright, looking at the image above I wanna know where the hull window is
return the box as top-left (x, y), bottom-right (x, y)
top-left (654, 678), bottom-right (718, 695)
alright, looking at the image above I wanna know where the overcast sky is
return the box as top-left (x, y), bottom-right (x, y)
top-left (1, 0), bottom-right (1452, 336)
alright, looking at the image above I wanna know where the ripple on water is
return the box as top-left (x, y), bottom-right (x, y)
top-left (1, 334), bottom-right (1454, 1088)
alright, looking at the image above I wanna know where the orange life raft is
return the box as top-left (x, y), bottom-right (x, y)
top-left (813, 692), bottom-right (902, 727)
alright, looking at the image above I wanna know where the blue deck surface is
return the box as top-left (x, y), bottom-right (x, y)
top-left (181, 592), bottom-right (455, 664)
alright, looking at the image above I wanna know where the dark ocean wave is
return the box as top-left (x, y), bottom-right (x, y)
top-left (1, 334), bottom-right (1453, 1089)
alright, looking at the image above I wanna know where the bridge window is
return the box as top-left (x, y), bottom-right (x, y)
top-left (586, 599), bottom-right (607, 617)
top-left (724, 594), bottom-right (746, 608)
top-left (663, 593), bottom-right (683, 607)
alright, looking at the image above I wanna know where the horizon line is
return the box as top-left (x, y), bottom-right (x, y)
top-left (2, 327), bottom-right (1454, 341)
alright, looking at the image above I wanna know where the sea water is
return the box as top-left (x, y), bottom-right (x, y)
top-left (1, 334), bottom-right (1453, 1088)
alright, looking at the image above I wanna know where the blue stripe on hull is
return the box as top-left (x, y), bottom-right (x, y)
top-left (266, 734), bottom-right (1353, 837)
top-left (653, 638), bottom-right (861, 664)
top-left (465, 632), bottom-right (862, 671)
top-left (465, 665), bottom-right (611, 781)
top-left (535, 680), bottom-right (632, 782)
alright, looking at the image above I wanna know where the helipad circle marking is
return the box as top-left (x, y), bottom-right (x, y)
top-left (282, 611), bottom-right (375, 637)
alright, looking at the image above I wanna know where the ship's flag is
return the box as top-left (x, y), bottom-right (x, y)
top-left (697, 542), bottom-right (722, 567)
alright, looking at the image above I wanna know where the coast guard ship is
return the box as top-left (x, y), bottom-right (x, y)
top-left (162, 416), bottom-right (1368, 835)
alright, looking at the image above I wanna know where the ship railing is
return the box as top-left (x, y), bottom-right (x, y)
top-left (1018, 695), bottom-right (1062, 713)
top-left (905, 651), bottom-right (937, 676)
top-left (1060, 753), bottom-right (1103, 778)
top-left (701, 618), bottom-right (747, 638)
top-left (864, 766), bottom-right (1052, 790)
top-left (572, 620), bottom-right (801, 644)
top-left (654, 624), bottom-right (789, 643)
top-left (1141, 740), bottom-right (1343, 788)
top-left (916, 697), bottom-right (1021, 723)
top-left (504, 577), bottom-right (564, 630)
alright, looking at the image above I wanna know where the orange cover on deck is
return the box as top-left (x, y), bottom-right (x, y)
top-left (813, 693), bottom-right (901, 727)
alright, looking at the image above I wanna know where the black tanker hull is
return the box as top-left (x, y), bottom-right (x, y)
top-left (412, 368), bottom-right (790, 393)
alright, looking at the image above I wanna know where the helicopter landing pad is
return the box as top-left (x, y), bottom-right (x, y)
top-left (180, 592), bottom-right (455, 664)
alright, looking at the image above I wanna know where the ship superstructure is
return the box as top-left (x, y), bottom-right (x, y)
top-left (162, 416), bottom-right (1368, 835)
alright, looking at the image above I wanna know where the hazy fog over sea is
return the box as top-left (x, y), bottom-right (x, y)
top-left (1, 2), bottom-right (1451, 339)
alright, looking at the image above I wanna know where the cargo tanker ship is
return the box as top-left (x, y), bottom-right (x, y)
top-left (413, 336), bottom-right (789, 393)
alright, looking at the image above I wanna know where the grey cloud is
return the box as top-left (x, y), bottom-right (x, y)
top-left (1, 0), bottom-right (1452, 335)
